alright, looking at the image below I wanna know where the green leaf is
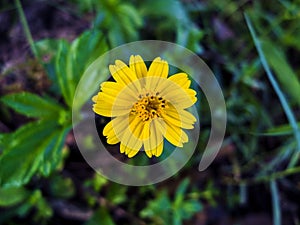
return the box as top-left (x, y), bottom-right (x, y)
top-left (84, 174), bottom-right (108, 192)
top-left (176, 24), bottom-right (204, 53)
top-left (174, 178), bottom-right (190, 204)
top-left (0, 133), bottom-right (9, 150)
top-left (40, 125), bottom-right (70, 176)
top-left (92, 1), bottom-right (142, 46)
top-left (107, 26), bottom-right (125, 47)
top-left (175, 178), bottom-right (190, 196)
top-left (173, 213), bottom-right (182, 225)
top-left (49, 175), bottom-right (75, 199)
top-left (117, 4), bottom-right (143, 40)
top-left (73, 55), bottom-right (110, 111)
top-left (35, 39), bottom-right (62, 59)
top-left (181, 200), bottom-right (202, 219)
top-left (119, 4), bottom-right (143, 27)
top-left (24, 190), bottom-right (53, 220)
top-left (107, 183), bottom-right (126, 204)
top-left (140, 0), bottom-right (186, 22)
top-left (85, 207), bottom-right (115, 225)
top-left (0, 187), bottom-right (29, 207)
top-left (0, 121), bottom-right (68, 188)
top-left (54, 30), bottom-right (108, 107)
top-left (37, 30), bottom-right (108, 108)
top-left (140, 190), bottom-right (172, 220)
top-left (68, 30), bottom-right (108, 90)
top-left (56, 40), bottom-right (72, 106)
top-left (35, 39), bottom-right (64, 94)
top-left (1, 92), bottom-right (64, 119)
top-left (261, 40), bottom-right (300, 106)
top-left (92, 174), bottom-right (107, 192)
top-left (259, 122), bottom-right (300, 136)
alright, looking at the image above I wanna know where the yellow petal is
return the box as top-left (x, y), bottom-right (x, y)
top-left (144, 76), bottom-right (166, 91)
top-left (157, 78), bottom-right (196, 109)
top-left (119, 115), bottom-right (144, 151)
top-left (143, 118), bottom-right (165, 157)
top-left (92, 80), bottom-right (138, 117)
top-left (145, 149), bottom-right (153, 158)
top-left (142, 121), bottom-right (153, 158)
top-left (168, 73), bottom-right (191, 89)
top-left (152, 141), bottom-right (164, 157)
top-left (142, 121), bottom-right (151, 140)
top-left (109, 60), bottom-right (141, 92)
top-left (97, 92), bottom-right (129, 106)
top-left (107, 136), bottom-right (119, 144)
top-left (164, 120), bottom-right (188, 147)
top-left (103, 121), bottom-right (120, 144)
top-left (153, 117), bottom-right (167, 134)
top-left (177, 109), bottom-right (197, 128)
top-left (143, 142), bottom-right (164, 158)
top-left (92, 95), bottom-right (98, 102)
top-left (93, 101), bottom-right (131, 117)
top-left (120, 144), bottom-right (140, 158)
top-left (100, 81), bottom-right (123, 96)
top-left (103, 117), bottom-right (126, 143)
top-left (127, 115), bottom-right (149, 140)
top-left (103, 120), bottom-right (115, 136)
top-left (109, 116), bottom-right (143, 157)
top-left (109, 115), bottom-right (133, 140)
top-left (100, 81), bottom-right (137, 101)
top-left (147, 57), bottom-right (169, 78)
top-left (93, 83), bottom-right (137, 117)
top-left (163, 105), bottom-right (196, 129)
top-left (129, 55), bottom-right (147, 79)
top-left (120, 143), bottom-right (125, 153)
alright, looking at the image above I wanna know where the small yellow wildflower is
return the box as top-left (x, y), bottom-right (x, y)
top-left (92, 55), bottom-right (197, 158)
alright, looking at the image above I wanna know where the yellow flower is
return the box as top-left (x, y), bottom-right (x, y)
top-left (92, 55), bottom-right (197, 158)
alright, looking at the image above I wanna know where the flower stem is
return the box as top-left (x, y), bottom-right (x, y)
top-left (15, 0), bottom-right (38, 58)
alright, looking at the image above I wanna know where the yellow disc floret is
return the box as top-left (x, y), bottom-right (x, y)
top-left (131, 92), bottom-right (168, 122)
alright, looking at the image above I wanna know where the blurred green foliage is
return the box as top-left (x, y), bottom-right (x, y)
top-left (141, 179), bottom-right (202, 225)
top-left (0, 0), bottom-right (300, 225)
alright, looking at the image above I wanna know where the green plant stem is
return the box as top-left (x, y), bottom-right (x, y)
top-left (256, 166), bottom-right (300, 182)
top-left (224, 166), bottom-right (300, 185)
top-left (15, 0), bottom-right (38, 58)
top-left (244, 13), bottom-right (300, 167)
top-left (270, 180), bottom-right (281, 225)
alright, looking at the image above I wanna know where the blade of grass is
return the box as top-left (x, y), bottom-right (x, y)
top-left (257, 166), bottom-right (300, 183)
top-left (270, 180), bottom-right (281, 225)
top-left (15, 0), bottom-right (38, 58)
top-left (226, 166), bottom-right (300, 185)
top-left (244, 13), bottom-right (300, 167)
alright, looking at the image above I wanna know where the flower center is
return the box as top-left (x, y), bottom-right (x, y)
top-left (131, 92), bottom-right (168, 122)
